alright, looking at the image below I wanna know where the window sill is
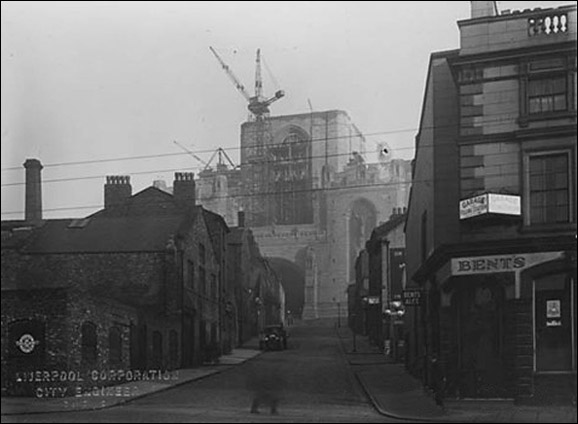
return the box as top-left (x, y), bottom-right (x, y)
top-left (519, 110), bottom-right (577, 127)
top-left (520, 222), bottom-right (576, 234)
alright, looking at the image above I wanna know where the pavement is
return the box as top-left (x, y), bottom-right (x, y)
top-left (1, 340), bottom-right (262, 417)
top-left (336, 326), bottom-right (578, 423)
top-left (2, 327), bottom-right (576, 423)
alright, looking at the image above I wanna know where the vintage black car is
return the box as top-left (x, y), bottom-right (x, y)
top-left (259, 325), bottom-right (288, 351)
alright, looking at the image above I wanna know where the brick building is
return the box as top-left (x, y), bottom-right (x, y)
top-left (226, 212), bottom-right (285, 347)
top-left (1, 162), bottom-right (226, 395)
top-left (405, 1), bottom-right (576, 403)
top-left (349, 210), bottom-right (406, 358)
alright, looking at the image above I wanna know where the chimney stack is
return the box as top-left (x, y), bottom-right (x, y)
top-left (173, 172), bottom-right (196, 207)
top-left (390, 206), bottom-right (407, 220)
top-left (104, 176), bottom-right (132, 209)
top-left (470, 1), bottom-right (498, 19)
top-left (238, 210), bottom-right (245, 228)
top-left (24, 159), bottom-right (43, 224)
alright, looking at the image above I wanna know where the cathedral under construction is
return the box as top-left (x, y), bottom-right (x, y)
top-left (197, 109), bottom-right (412, 320)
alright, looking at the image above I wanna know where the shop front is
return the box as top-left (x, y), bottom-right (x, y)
top-left (437, 250), bottom-right (576, 401)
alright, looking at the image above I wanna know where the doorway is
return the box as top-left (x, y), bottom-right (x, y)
top-left (455, 279), bottom-right (506, 398)
top-left (534, 274), bottom-right (574, 372)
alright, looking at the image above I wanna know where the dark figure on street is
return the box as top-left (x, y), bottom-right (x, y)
top-left (430, 355), bottom-right (446, 411)
top-left (246, 361), bottom-right (286, 415)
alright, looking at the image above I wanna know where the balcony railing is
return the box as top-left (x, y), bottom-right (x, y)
top-left (528, 12), bottom-right (568, 37)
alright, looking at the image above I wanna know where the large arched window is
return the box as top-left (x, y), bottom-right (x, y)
top-left (270, 127), bottom-right (312, 224)
top-left (81, 322), bottom-right (97, 364)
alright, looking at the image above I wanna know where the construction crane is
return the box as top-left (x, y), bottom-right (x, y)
top-left (209, 46), bottom-right (285, 120)
top-left (204, 147), bottom-right (237, 172)
top-left (173, 140), bottom-right (208, 168)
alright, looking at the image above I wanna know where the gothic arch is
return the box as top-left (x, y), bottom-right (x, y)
top-left (273, 124), bottom-right (311, 144)
top-left (268, 257), bottom-right (306, 318)
top-left (269, 125), bottom-right (313, 225)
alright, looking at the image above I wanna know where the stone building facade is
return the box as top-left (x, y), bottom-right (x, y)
top-left (405, 1), bottom-right (576, 403)
top-left (197, 110), bottom-right (412, 320)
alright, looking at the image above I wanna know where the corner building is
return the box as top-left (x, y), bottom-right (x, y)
top-left (405, 2), bottom-right (577, 403)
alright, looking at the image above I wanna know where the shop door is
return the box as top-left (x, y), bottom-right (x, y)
top-left (535, 274), bottom-right (573, 372)
top-left (458, 282), bottom-right (506, 398)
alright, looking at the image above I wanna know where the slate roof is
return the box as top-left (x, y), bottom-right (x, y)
top-left (372, 213), bottom-right (406, 238)
top-left (226, 226), bottom-right (251, 245)
top-left (2, 186), bottom-right (198, 254)
top-left (200, 208), bottom-right (228, 259)
top-left (21, 215), bottom-right (186, 254)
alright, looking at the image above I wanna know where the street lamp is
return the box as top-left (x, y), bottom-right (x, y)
top-left (383, 300), bottom-right (405, 360)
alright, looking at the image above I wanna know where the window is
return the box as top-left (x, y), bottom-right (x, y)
top-left (188, 260), bottom-right (195, 288)
top-left (528, 153), bottom-right (570, 225)
top-left (270, 130), bottom-right (313, 225)
top-left (81, 322), bottom-right (97, 364)
top-left (199, 266), bottom-right (206, 296)
top-left (169, 330), bottom-right (178, 368)
top-left (152, 331), bottom-right (163, 368)
top-left (199, 243), bottom-right (206, 266)
top-left (108, 326), bottom-right (122, 365)
top-left (528, 77), bottom-right (567, 114)
top-left (210, 274), bottom-right (217, 299)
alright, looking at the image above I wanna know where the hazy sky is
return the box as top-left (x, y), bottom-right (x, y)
top-left (1, 1), bottom-right (572, 219)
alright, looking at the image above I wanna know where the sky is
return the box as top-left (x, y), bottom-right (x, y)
top-left (0, 1), bottom-right (572, 219)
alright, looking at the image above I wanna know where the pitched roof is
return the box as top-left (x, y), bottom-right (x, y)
top-left (2, 186), bottom-right (199, 254)
top-left (371, 213), bottom-right (406, 239)
top-left (21, 215), bottom-right (187, 254)
top-left (201, 208), bottom-right (230, 260)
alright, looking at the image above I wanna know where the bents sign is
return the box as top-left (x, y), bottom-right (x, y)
top-left (453, 255), bottom-right (526, 274)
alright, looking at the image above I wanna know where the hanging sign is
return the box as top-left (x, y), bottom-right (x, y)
top-left (402, 289), bottom-right (422, 306)
top-left (459, 193), bottom-right (521, 220)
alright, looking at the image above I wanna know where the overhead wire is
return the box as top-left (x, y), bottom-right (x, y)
top-left (0, 89), bottom-right (559, 172)
top-left (0, 165), bottom-right (568, 216)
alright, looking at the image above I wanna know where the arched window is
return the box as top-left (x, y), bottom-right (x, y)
top-left (109, 326), bottom-right (122, 365)
top-left (81, 322), bottom-right (97, 364)
top-left (152, 331), bottom-right (163, 368)
top-left (270, 127), bottom-right (312, 224)
top-left (169, 330), bottom-right (178, 369)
